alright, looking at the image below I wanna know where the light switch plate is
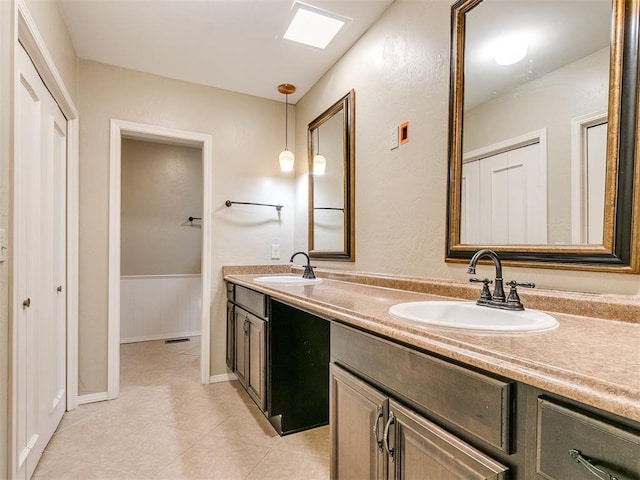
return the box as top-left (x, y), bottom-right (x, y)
top-left (390, 126), bottom-right (399, 150)
top-left (271, 244), bottom-right (281, 260)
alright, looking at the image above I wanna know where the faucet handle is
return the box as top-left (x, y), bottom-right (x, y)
top-left (470, 277), bottom-right (493, 300)
top-left (302, 264), bottom-right (317, 279)
top-left (506, 280), bottom-right (535, 289)
top-left (506, 280), bottom-right (534, 310)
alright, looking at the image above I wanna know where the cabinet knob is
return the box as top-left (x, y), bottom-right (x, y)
top-left (57, 285), bottom-right (63, 293)
top-left (22, 298), bottom-right (31, 308)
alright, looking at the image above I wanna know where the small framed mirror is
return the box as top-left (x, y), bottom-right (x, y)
top-left (446, 0), bottom-right (640, 271)
top-left (308, 90), bottom-right (355, 261)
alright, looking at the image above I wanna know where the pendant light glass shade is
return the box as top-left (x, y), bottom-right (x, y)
top-left (313, 126), bottom-right (326, 175)
top-left (313, 153), bottom-right (326, 175)
top-left (279, 149), bottom-right (295, 172)
top-left (278, 83), bottom-right (296, 172)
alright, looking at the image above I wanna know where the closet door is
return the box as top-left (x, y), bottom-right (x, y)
top-left (15, 43), bottom-right (67, 479)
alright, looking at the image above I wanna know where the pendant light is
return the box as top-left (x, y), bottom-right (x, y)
top-left (313, 128), bottom-right (326, 175)
top-left (278, 83), bottom-right (296, 172)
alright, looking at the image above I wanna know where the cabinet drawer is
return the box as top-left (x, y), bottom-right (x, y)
top-left (235, 285), bottom-right (267, 318)
top-left (536, 398), bottom-right (640, 479)
top-left (331, 323), bottom-right (513, 453)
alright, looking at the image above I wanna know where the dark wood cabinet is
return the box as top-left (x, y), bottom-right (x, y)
top-left (234, 306), bottom-right (266, 411)
top-left (330, 364), bottom-right (508, 480)
top-left (330, 363), bottom-right (387, 480)
top-left (331, 322), bottom-right (640, 480)
top-left (531, 398), bottom-right (640, 480)
top-left (225, 301), bottom-right (234, 370)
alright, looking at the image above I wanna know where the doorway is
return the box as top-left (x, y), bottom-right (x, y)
top-left (108, 120), bottom-right (213, 399)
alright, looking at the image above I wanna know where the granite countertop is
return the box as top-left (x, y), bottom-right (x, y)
top-left (223, 266), bottom-right (640, 423)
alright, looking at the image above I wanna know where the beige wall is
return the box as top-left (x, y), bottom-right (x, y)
top-left (121, 139), bottom-right (203, 276)
top-left (78, 60), bottom-right (295, 394)
top-left (294, 0), bottom-right (640, 297)
top-left (0, 0), bottom-right (78, 475)
top-left (23, 0), bottom-right (78, 100)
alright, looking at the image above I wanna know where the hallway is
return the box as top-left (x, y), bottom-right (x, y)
top-left (33, 337), bottom-right (329, 479)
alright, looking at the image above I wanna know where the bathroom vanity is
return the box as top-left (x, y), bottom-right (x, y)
top-left (330, 322), bottom-right (639, 480)
top-left (224, 267), bottom-right (640, 479)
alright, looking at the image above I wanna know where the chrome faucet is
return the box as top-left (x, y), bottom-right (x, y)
top-left (467, 249), bottom-right (534, 311)
top-left (289, 251), bottom-right (316, 279)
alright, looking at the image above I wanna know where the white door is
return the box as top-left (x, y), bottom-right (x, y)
top-left (462, 140), bottom-right (547, 245)
top-left (585, 122), bottom-right (607, 244)
top-left (15, 43), bottom-right (67, 479)
top-left (570, 112), bottom-right (608, 244)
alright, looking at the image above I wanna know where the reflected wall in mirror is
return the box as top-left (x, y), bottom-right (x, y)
top-left (447, 0), bottom-right (640, 271)
top-left (308, 90), bottom-right (355, 261)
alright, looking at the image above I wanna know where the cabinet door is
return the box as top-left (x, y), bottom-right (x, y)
top-left (387, 400), bottom-right (508, 480)
top-left (226, 302), bottom-right (235, 370)
top-left (234, 308), bottom-right (247, 387)
top-left (330, 364), bottom-right (387, 480)
top-left (246, 315), bottom-right (266, 411)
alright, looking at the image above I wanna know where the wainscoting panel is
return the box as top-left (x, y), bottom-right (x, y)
top-left (120, 275), bottom-right (201, 343)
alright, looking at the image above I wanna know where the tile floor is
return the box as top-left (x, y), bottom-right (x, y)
top-left (32, 337), bottom-right (330, 479)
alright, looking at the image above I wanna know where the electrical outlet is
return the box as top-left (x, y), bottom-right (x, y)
top-left (271, 244), bottom-right (281, 260)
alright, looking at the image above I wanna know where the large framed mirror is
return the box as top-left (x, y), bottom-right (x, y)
top-left (308, 90), bottom-right (355, 261)
top-left (447, 0), bottom-right (640, 271)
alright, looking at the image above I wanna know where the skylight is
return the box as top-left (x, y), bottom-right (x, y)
top-left (283, 5), bottom-right (346, 49)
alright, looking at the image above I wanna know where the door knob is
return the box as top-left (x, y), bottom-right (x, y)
top-left (23, 298), bottom-right (31, 308)
top-left (57, 285), bottom-right (62, 293)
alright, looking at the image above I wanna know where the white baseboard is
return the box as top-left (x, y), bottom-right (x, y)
top-left (120, 331), bottom-right (201, 344)
top-left (76, 392), bottom-right (109, 405)
top-left (210, 373), bottom-right (237, 383)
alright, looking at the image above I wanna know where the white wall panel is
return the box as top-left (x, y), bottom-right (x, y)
top-left (120, 275), bottom-right (201, 343)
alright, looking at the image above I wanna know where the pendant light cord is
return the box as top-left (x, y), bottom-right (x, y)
top-left (284, 92), bottom-right (289, 149)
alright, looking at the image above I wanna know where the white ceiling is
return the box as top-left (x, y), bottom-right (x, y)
top-left (57, 0), bottom-right (395, 103)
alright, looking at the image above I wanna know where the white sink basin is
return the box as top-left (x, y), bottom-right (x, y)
top-left (253, 275), bottom-right (322, 286)
top-left (388, 301), bottom-right (558, 332)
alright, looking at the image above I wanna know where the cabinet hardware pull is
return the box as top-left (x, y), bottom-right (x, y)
top-left (383, 411), bottom-right (396, 461)
top-left (22, 298), bottom-right (31, 308)
top-left (57, 285), bottom-right (62, 293)
top-left (244, 318), bottom-right (249, 333)
top-left (569, 449), bottom-right (619, 480)
top-left (372, 405), bottom-right (384, 452)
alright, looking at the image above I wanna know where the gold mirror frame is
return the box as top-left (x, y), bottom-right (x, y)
top-left (446, 0), bottom-right (640, 271)
top-left (308, 90), bottom-right (355, 261)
